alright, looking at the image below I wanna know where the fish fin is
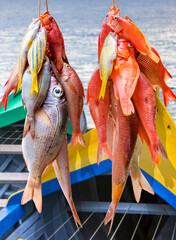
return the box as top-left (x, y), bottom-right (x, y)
top-left (162, 85), bottom-right (176, 106)
top-left (71, 132), bottom-right (86, 148)
top-left (151, 140), bottom-right (168, 162)
top-left (97, 142), bottom-right (114, 165)
top-left (0, 93), bottom-right (8, 110)
top-left (104, 183), bottom-right (125, 235)
top-left (148, 51), bottom-right (160, 63)
top-left (13, 88), bottom-right (17, 95)
top-left (130, 170), bottom-right (154, 203)
top-left (70, 200), bottom-right (83, 229)
top-left (21, 180), bottom-right (42, 213)
top-left (164, 68), bottom-right (172, 81)
top-left (31, 76), bottom-right (39, 94)
top-left (99, 80), bottom-right (107, 99)
top-left (23, 116), bottom-right (35, 139)
top-left (120, 99), bottom-right (135, 116)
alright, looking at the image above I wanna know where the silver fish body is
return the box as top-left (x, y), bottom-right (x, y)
top-left (22, 58), bottom-right (51, 138)
top-left (21, 76), bottom-right (68, 213)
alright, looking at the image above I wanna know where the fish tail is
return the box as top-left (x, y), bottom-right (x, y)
top-left (71, 131), bottom-right (86, 148)
top-left (104, 183), bottom-right (125, 235)
top-left (23, 116), bottom-right (35, 139)
top-left (31, 75), bottom-right (39, 94)
top-left (97, 142), bottom-right (114, 165)
top-left (151, 140), bottom-right (168, 163)
top-left (21, 180), bottom-right (42, 213)
top-left (13, 88), bottom-right (17, 95)
top-left (0, 93), bottom-right (9, 110)
top-left (162, 85), bottom-right (176, 106)
top-left (130, 170), bottom-right (154, 203)
top-left (99, 80), bottom-right (107, 99)
top-left (69, 200), bottom-right (83, 229)
top-left (120, 99), bottom-right (135, 116)
top-left (148, 50), bottom-right (160, 63)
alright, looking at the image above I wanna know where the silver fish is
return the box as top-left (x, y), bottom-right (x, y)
top-left (21, 76), bottom-right (68, 213)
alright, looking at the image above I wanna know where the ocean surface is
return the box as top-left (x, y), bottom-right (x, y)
top-left (0, 0), bottom-right (176, 128)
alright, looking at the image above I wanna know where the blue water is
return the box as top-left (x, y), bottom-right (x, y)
top-left (0, 0), bottom-right (176, 127)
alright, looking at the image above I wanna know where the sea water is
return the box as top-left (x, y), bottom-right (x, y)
top-left (0, 0), bottom-right (176, 127)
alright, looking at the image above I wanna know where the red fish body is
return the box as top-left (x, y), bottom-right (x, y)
top-left (137, 48), bottom-right (176, 106)
top-left (132, 72), bottom-right (168, 163)
top-left (87, 67), bottom-right (114, 164)
top-left (111, 39), bottom-right (139, 116)
top-left (108, 15), bottom-right (159, 63)
top-left (98, 6), bottom-right (119, 62)
top-left (40, 12), bottom-right (66, 72)
top-left (0, 60), bottom-right (19, 110)
top-left (51, 62), bottom-right (86, 148)
top-left (105, 83), bottom-right (138, 233)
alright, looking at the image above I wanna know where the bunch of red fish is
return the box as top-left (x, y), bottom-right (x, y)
top-left (87, 4), bottom-right (176, 233)
top-left (0, 11), bottom-right (86, 228)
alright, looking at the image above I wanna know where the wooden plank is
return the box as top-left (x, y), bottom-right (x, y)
top-left (0, 145), bottom-right (22, 154)
top-left (0, 173), bottom-right (28, 184)
top-left (0, 199), bottom-right (7, 208)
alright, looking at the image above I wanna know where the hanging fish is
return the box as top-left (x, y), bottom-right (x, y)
top-left (87, 67), bottom-right (114, 164)
top-left (137, 47), bottom-right (176, 106)
top-left (28, 27), bottom-right (47, 93)
top-left (111, 39), bottom-right (140, 116)
top-left (18, 18), bottom-right (41, 90)
top-left (105, 82), bottom-right (138, 234)
top-left (132, 72), bottom-right (168, 163)
top-left (53, 137), bottom-right (82, 228)
top-left (130, 135), bottom-right (154, 202)
top-left (108, 15), bottom-right (159, 63)
top-left (22, 58), bottom-right (51, 139)
top-left (40, 12), bottom-right (68, 72)
top-left (21, 77), bottom-right (68, 213)
top-left (99, 32), bottom-right (117, 99)
top-left (51, 62), bottom-right (86, 148)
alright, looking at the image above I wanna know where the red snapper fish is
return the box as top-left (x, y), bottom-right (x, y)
top-left (111, 39), bottom-right (140, 115)
top-left (98, 5), bottom-right (119, 62)
top-left (108, 15), bottom-right (159, 63)
top-left (105, 83), bottom-right (138, 234)
top-left (137, 48), bottom-right (176, 106)
top-left (40, 12), bottom-right (67, 72)
top-left (21, 77), bottom-right (68, 213)
top-left (0, 60), bottom-right (19, 110)
top-left (132, 72), bottom-right (168, 163)
top-left (51, 62), bottom-right (86, 148)
top-left (87, 67), bottom-right (114, 164)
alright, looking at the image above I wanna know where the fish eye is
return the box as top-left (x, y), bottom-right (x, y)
top-left (66, 64), bottom-right (70, 68)
top-left (48, 15), bottom-right (53, 20)
top-left (128, 42), bottom-right (133, 47)
top-left (114, 16), bottom-right (118, 20)
top-left (53, 86), bottom-right (64, 98)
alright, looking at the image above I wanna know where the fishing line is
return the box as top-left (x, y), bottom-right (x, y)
top-left (89, 218), bottom-right (105, 240)
top-left (68, 211), bottom-right (95, 240)
top-left (130, 214), bottom-right (143, 240)
top-left (45, 0), bottom-right (49, 12)
top-left (23, 210), bottom-right (66, 240)
top-left (47, 216), bottom-right (73, 240)
top-left (110, 210), bottom-right (128, 240)
top-left (151, 215), bottom-right (163, 240)
top-left (112, 0), bottom-right (115, 6)
top-left (116, 0), bottom-right (118, 8)
top-left (39, 0), bottom-right (41, 17)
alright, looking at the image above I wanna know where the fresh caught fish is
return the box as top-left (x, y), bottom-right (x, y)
top-left (137, 48), bottom-right (176, 106)
top-left (132, 72), bottom-right (168, 163)
top-left (98, 5), bottom-right (119, 62)
top-left (99, 32), bottom-right (117, 99)
top-left (40, 12), bottom-right (67, 72)
top-left (22, 58), bottom-right (51, 139)
top-left (87, 67), bottom-right (114, 164)
top-left (28, 27), bottom-right (47, 93)
top-left (130, 135), bottom-right (154, 203)
top-left (108, 15), bottom-right (159, 63)
top-left (53, 138), bottom-right (82, 228)
top-left (105, 82), bottom-right (138, 234)
top-left (21, 77), bottom-right (68, 213)
top-left (111, 39), bottom-right (140, 116)
top-left (18, 18), bottom-right (41, 90)
top-left (0, 60), bottom-right (19, 110)
top-left (51, 62), bottom-right (86, 148)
